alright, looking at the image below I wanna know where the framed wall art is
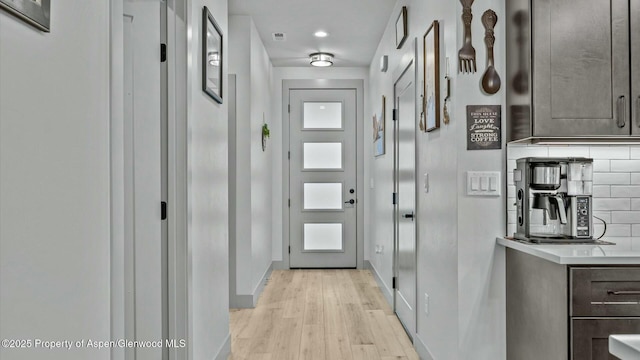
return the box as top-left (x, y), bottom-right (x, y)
top-left (202, 6), bottom-right (223, 104)
top-left (373, 95), bottom-right (385, 157)
top-left (395, 6), bottom-right (407, 49)
top-left (0, 0), bottom-right (50, 32)
top-left (422, 20), bottom-right (440, 132)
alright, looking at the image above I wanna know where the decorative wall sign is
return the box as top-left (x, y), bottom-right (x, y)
top-left (202, 6), bottom-right (223, 104)
top-left (421, 20), bottom-right (440, 132)
top-left (466, 105), bottom-right (501, 150)
top-left (0, 0), bottom-right (50, 32)
top-left (395, 6), bottom-right (408, 49)
top-left (373, 95), bottom-right (385, 157)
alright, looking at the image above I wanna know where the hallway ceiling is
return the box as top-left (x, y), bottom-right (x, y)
top-left (229, 0), bottom-right (397, 67)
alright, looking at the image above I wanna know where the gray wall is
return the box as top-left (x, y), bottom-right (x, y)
top-left (185, 0), bottom-right (231, 358)
top-left (367, 0), bottom-right (507, 358)
top-left (0, 1), bottom-right (111, 359)
top-left (228, 15), bottom-right (273, 306)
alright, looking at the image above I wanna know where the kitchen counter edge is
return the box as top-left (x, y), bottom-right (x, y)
top-left (496, 237), bottom-right (640, 265)
top-left (609, 335), bottom-right (640, 360)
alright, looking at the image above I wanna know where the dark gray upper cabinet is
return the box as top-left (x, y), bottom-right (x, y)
top-left (506, 0), bottom-right (640, 141)
top-left (633, 0), bottom-right (640, 136)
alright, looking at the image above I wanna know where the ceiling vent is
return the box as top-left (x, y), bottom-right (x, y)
top-left (272, 32), bottom-right (286, 41)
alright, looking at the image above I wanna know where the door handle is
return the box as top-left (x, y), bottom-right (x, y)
top-left (402, 212), bottom-right (414, 220)
top-left (607, 290), bottom-right (640, 296)
top-left (344, 199), bottom-right (355, 205)
top-left (616, 95), bottom-right (626, 128)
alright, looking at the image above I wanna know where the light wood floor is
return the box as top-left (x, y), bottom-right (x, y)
top-left (229, 269), bottom-right (420, 360)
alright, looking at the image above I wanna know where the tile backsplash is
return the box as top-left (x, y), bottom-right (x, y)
top-left (507, 144), bottom-right (640, 249)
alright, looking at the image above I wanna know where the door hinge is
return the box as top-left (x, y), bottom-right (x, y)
top-left (288, 199), bottom-right (291, 207)
top-left (288, 104), bottom-right (291, 113)
top-left (161, 201), bottom-right (167, 220)
top-left (392, 276), bottom-right (396, 289)
top-left (392, 192), bottom-right (398, 205)
top-left (160, 43), bottom-right (167, 62)
top-left (392, 109), bottom-right (397, 121)
top-left (288, 246), bottom-right (291, 254)
top-left (288, 151), bottom-right (291, 160)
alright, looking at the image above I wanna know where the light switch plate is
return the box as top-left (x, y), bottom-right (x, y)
top-left (467, 171), bottom-right (501, 196)
top-left (424, 173), bottom-right (429, 193)
top-left (424, 293), bottom-right (429, 315)
top-left (380, 55), bottom-right (388, 72)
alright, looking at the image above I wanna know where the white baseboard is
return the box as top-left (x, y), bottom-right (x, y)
top-left (229, 263), bottom-right (273, 308)
top-left (214, 333), bottom-right (231, 360)
top-left (229, 293), bottom-right (253, 308)
top-left (414, 333), bottom-right (435, 360)
top-left (252, 263), bottom-right (273, 306)
top-left (364, 260), bottom-right (393, 307)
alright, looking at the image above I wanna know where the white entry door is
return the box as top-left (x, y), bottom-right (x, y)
top-left (394, 58), bottom-right (417, 339)
top-left (289, 89), bottom-right (357, 268)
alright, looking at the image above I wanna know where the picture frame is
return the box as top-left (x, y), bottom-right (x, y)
top-left (373, 95), bottom-right (386, 157)
top-left (395, 6), bottom-right (407, 49)
top-left (422, 20), bottom-right (440, 132)
top-left (0, 0), bottom-right (50, 32)
top-left (202, 6), bottom-right (223, 104)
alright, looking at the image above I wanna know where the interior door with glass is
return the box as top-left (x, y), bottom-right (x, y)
top-left (289, 89), bottom-right (357, 268)
top-left (394, 58), bottom-right (417, 339)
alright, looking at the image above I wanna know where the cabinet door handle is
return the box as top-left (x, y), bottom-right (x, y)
top-left (607, 290), bottom-right (640, 296)
top-left (636, 96), bottom-right (640, 128)
top-left (616, 96), bottom-right (626, 128)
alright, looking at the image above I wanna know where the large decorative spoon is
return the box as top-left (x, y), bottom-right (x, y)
top-left (481, 10), bottom-right (501, 94)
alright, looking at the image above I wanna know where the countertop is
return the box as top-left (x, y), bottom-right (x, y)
top-left (610, 335), bottom-right (640, 359)
top-left (497, 237), bottom-right (640, 265)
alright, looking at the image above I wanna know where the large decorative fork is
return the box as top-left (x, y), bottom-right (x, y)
top-left (458, 0), bottom-right (477, 73)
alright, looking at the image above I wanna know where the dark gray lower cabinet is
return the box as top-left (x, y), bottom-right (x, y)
top-left (573, 319), bottom-right (640, 359)
top-left (506, 248), bottom-right (640, 359)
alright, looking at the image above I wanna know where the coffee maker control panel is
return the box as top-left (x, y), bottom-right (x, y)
top-left (576, 196), bottom-right (591, 238)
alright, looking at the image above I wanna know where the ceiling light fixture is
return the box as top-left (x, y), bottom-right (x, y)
top-left (314, 31), bottom-right (328, 38)
top-left (309, 52), bottom-right (333, 67)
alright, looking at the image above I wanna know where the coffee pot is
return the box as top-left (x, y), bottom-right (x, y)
top-left (514, 158), bottom-right (593, 242)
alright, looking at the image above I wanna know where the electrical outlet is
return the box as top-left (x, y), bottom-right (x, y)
top-left (424, 293), bottom-right (429, 315)
top-left (374, 245), bottom-right (384, 254)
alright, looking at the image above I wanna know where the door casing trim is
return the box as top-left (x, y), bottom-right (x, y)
top-left (109, 1), bottom-right (188, 359)
top-left (280, 79), bottom-right (365, 269)
top-left (392, 37), bottom-right (419, 341)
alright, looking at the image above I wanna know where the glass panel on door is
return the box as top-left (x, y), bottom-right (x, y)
top-left (303, 142), bottom-right (343, 169)
top-left (303, 223), bottom-right (343, 251)
top-left (303, 183), bottom-right (343, 210)
top-left (303, 102), bottom-right (342, 129)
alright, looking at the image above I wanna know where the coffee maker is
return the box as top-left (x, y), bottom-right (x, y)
top-left (514, 157), bottom-right (593, 243)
